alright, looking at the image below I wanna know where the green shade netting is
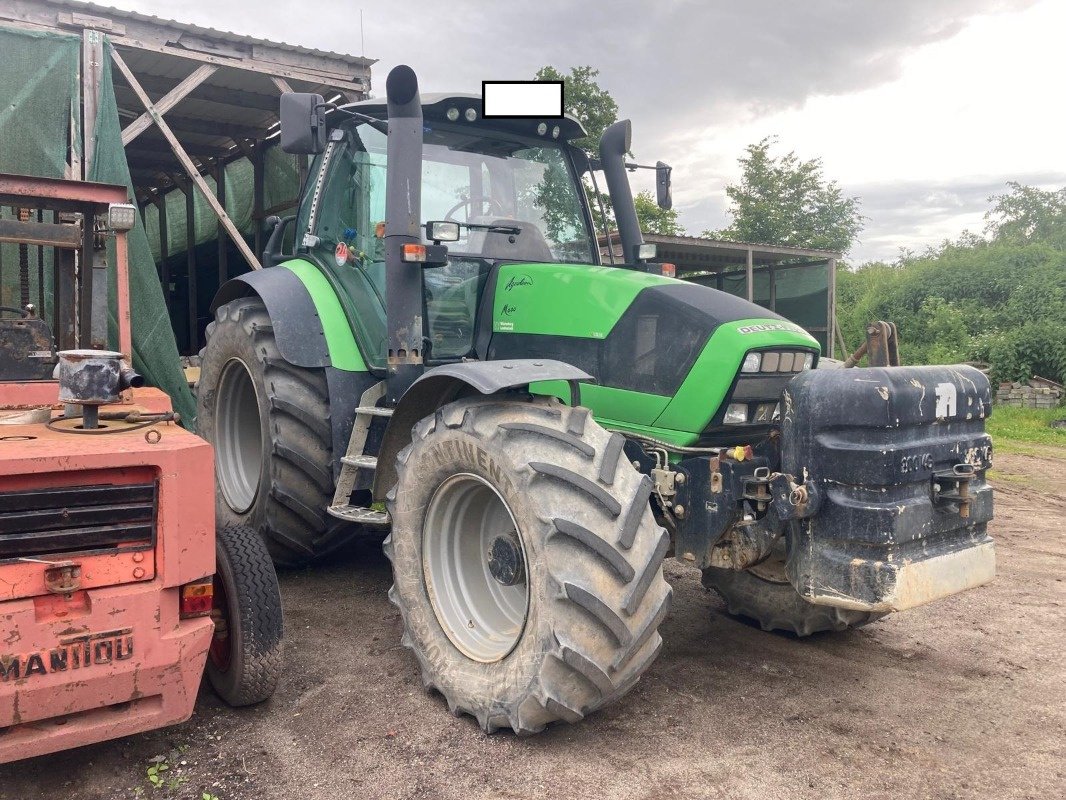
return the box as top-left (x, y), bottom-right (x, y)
top-left (0, 27), bottom-right (303, 426)
top-left (87, 40), bottom-right (197, 423)
top-left (0, 27), bottom-right (80, 317)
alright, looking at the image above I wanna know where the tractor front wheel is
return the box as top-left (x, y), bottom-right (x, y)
top-left (385, 397), bottom-right (672, 734)
top-left (701, 543), bottom-right (884, 636)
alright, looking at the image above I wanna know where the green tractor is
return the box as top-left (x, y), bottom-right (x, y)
top-left (196, 66), bottom-right (994, 733)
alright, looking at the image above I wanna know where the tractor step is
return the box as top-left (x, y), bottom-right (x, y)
top-left (330, 382), bottom-right (390, 528)
top-left (327, 504), bottom-right (391, 526)
top-left (353, 406), bottom-right (394, 417)
top-left (340, 454), bottom-right (377, 470)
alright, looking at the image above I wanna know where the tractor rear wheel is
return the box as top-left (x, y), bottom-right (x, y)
top-left (701, 543), bottom-right (884, 636)
top-left (197, 297), bottom-right (351, 567)
top-left (385, 397), bottom-right (672, 734)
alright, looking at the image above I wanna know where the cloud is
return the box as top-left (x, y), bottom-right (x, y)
top-left (105, 0), bottom-right (1058, 262)
top-left (850, 172), bottom-right (1066, 262)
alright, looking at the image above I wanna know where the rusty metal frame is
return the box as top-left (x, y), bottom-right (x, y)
top-left (0, 173), bottom-right (127, 208)
top-left (0, 173), bottom-right (134, 395)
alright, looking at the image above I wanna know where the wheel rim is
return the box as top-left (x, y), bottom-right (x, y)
top-left (215, 358), bottom-right (263, 513)
top-left (423, 473), bottom-right (529, 663)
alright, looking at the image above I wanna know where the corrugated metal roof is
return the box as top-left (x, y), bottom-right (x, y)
top-left (44, 0), bottom-right (376, 66)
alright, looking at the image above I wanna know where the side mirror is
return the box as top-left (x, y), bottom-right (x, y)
top-left (656, 161), bottom-right (673, 210)
top-left (280, 93), bottom-right (327, 155)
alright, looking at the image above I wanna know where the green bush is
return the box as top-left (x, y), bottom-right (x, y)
top-left (838, 239), bottom-right (1066, 383)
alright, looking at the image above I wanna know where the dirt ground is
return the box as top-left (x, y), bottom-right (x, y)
top-left (1, 449), bottom-right (1063, 800)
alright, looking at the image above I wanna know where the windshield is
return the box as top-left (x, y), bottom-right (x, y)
top-left (296, 120), bottom-right (596, 366)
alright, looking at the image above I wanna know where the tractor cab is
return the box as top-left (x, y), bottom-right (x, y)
top-left (270, 93), bottom-right (600, 368)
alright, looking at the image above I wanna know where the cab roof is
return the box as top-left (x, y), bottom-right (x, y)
top-left (340, 93), bottom-right (588, 142)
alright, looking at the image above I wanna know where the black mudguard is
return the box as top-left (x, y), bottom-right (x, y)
top-left (780, 365), bottom-right (995, 612)
top-left (209, 270), bottom-right (378, 481)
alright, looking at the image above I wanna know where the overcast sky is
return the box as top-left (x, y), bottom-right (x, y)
top-left (110, 0), bottom-right (1065, 262)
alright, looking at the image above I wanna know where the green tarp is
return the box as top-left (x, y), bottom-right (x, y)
top-left (88, 41), bottom-right (196, 422)
top-left (0, 26), bottom-right (304, 425)
top-left (0, 27), bottom-right (80, 320)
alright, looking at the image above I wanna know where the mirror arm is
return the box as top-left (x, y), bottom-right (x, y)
top-left (262, 215), bottom-right (296, 269)
top-left (314, 103), bottom-right (389, 135)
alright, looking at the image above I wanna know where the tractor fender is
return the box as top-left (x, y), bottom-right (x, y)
top-left (211, 268), bottom-right (330, 369)
top-left (210, 268), bottom-right (381, 483)
top-left (372, 359), bottom-right (592, 500)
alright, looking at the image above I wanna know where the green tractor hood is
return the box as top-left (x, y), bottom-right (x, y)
top-left (486, 262), bottom-right (820, 447)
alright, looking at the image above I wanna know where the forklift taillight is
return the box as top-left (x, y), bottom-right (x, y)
top-left (179, 578), bottom-right (214, 618)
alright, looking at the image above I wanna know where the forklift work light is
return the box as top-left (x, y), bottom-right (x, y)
top-left (107, 203), bottom-right (137, 232)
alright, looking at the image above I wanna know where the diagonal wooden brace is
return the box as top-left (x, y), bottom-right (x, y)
top-left (121, 64), bottom-right (218, 146)
top-left (111, 48), bottom-right (262, 271)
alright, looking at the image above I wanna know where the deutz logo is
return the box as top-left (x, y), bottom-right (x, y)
top-left (935, 382), bottom-right (957, 418)
top-left (0, 628), bottom-right (134, 682)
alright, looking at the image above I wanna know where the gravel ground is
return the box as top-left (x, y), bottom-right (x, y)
top-left (1, 450), bottom-right (1063, 800)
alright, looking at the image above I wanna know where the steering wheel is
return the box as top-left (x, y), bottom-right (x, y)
top-left (0, 306), bottom-right (30, 319)
top-left (443, 196), bottom-right (506, 222)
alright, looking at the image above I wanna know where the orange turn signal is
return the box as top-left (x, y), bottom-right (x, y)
top-left (661, 262), bottom-right (676, 278)
top-left (402, 244), bottom-right (427, 262)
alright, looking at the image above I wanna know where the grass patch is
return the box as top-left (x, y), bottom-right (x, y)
top-left (987, 405), bottom-right (1066, 448)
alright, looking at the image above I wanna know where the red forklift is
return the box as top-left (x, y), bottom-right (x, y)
top-left (0, 173), bottom-right (282, 763)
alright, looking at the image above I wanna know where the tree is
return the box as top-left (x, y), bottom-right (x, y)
top-left (985, 181), bottom-right (1066, 246)
top-left (706, 136), bottom-right (863, 254)
top-left (534, 65), bottom-right (619, 156)
top-left (634, 190), bottom-right (684, 235)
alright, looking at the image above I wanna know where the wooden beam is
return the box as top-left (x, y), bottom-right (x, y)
top-left (216, 162), bottom-right (228, 284)
top-left (745, 247), bottom-right (754, 302)
top-left (131, 73), bottom-right (281, 114)
top-left (126, 149), bottom-right (207, 168)
top-left (252, 142), bottom-right (265, 259)
top-left (111, 48), bottom-right (261, 271)
top-left (82, 28), bottom-right (105, 177)
top-left (128, 137), bottom-right (235, 159)
top-left (0, 219), bottom-right (82, 249)
top-left (827, 257), bottom-right (838, 358)
top-left (185, 182), bottom-right (198, 353)
top-left (271, 76), bottom-right (294, 94)
top-left (121, 64), bottom-right (218, 145)
top-left (153, 194), bottom-right (170, 313)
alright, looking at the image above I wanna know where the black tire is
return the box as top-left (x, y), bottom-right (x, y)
top-left (206, 523), bottom-right (284, 706)
top-left (702, 547), bottom-right (884, 636)
top-left (384, 397), bottom-right (672, 734)
top-left (197, 297), bottom-right (352, 567)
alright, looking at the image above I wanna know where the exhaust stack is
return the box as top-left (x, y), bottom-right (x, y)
top-left (599, 120), bottom-right (646, 263)
top-left (383, 65), bottom-right (425, 403)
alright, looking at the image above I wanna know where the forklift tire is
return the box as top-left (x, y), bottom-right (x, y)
top-left (197, 297), bottom-right (350, 567)
top-left (702, 552), bottom-right (884, 637)
top-left (206, 523), bottom-right (284, 707)
top-left (384, 396), bottom-right (672, 734)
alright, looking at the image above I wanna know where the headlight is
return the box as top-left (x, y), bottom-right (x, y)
top-left (741, 352), bottom-right (761, 373)
top-left (724, 403), bottom-right (748, 424)
top-left (802, 352), bottom-right (815, 370)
